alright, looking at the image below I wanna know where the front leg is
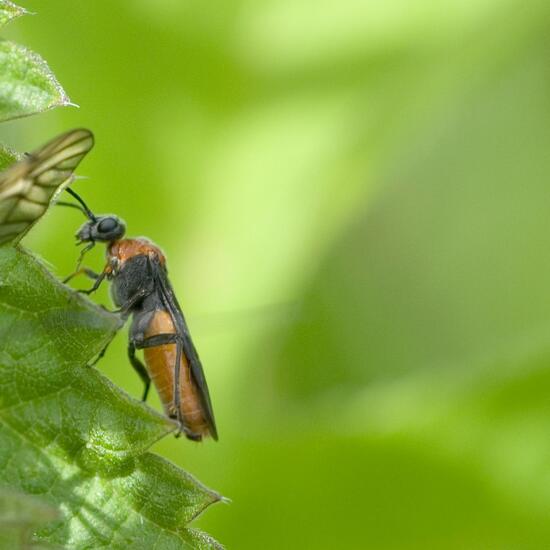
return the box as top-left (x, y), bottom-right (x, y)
top-left (76, 241), bottom-right (96, 267)
top-left (63, 267), bottom-right (100, 285)
top-left (78, 270), bottom-right (107, 295)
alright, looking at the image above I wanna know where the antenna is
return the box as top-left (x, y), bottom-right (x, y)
top-left (64, 187), bottom-right (97, 221)
top-left (56, 201), bottom-right (88, 216)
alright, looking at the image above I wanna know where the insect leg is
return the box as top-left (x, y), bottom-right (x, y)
top-left (128, 341), bottom-right (151, 402)
top-left (114, 287), bottom-right (152, 316)
top-left (136, 334), bottom-right (179, 347)
top-left (134, 333), bottom-right (189, 436)
top-left (174, 338), bottom-right (184, 435)
top-left (63, 267), bottom-right (100, 284)
top-left (130, 334), bottom-right (181, 403)
top-left (67, 241), bottom-right (96, 279)
top-left (78, 270), bottom-right (107, 295)
top-left (88, 333), bottom-right (116, 367)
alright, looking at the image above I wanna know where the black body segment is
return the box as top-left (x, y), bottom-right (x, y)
top-left (110, 255), bottom-right (155, 313)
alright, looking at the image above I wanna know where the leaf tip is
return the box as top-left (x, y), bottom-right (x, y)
top-left (0, 2), bottom-right (30, 29)
top-left (0, 42), bottom-right (74, 121)
top-left (17, 6), bottom-right (33, 17)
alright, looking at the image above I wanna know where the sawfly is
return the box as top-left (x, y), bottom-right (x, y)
top-left (0, 127), bottom-right (217, 441)
top-left (62, 186), bottom-right (217, 441)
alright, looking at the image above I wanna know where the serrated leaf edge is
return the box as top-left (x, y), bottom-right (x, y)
top-left (0, 1), bottom-right (28, 30)
top-left (0, 40), bottom-right (71, 123)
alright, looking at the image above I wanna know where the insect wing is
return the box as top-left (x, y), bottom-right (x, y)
top-left (0, 128), bottom-right (94, 245)
top-left (153, 258), bottom-right (218, 440)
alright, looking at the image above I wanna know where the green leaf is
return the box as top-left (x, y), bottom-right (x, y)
top-left (0, 143), bottom-right (18, 171)
top-left (0, 40), bottom-right (70, 122)
top-left (0, 245), bottom-right (223, 548)
top-left (0, 1), bottom-right (27, 30)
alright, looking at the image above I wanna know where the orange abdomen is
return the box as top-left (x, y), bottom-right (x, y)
top-left (143, 310), bottom-right (211, 439)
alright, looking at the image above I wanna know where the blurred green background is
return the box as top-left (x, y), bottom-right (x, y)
top-left (4, 0), bottom-right (550, 547)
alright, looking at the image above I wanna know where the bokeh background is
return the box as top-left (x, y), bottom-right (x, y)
top-left (3, 1), bottom-right (550, 547)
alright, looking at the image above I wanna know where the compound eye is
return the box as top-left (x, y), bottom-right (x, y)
top-left (98, 217), bottom-right (118, 233)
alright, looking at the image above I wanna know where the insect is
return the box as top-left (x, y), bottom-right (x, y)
top-left (62, 187), bottom-right (217, 441)
top-left (0, 129), bottom-right (94, 245)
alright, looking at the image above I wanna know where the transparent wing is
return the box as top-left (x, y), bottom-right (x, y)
top-left (0, 128), bottom-right (94, 245)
